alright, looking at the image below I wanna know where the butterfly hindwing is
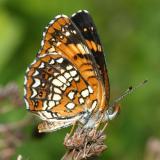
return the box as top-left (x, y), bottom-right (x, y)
top-left (24, 53), bottom-right (101, 120)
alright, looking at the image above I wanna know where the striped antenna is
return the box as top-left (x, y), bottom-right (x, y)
top-left (107, 79), bottom-right (148, 117)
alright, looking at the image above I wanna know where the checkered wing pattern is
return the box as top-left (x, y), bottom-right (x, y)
top-left (24, 10), bottom-right (108, 131)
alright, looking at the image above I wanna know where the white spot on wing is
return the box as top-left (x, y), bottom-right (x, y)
top-left (79, 98), bottom-right (84, 104)
top-left (64, 72), bottom-right (71, 79)
top-left (57, 42), bottom-right (61, 46)
top-left (78, 10), bottom-right (83, 13)
top-left (72, 13), bottom-right (76, 17)
top-left (49, 19), bottom-right (55, 24)
top-left (56, 101), bottom-right (59, 105)
top-left (24, 99), bottom-right (30, 109)
top-left (43, 101), bottom-right (48, 110)
top-left (24, 76), bottom-right (27, 85)
top-left (88, 86), bottom-right (93, 93)
top-left (81, 89), bottom-right (89, 98)
top-left (84, 10), bottom-right (89, 13)
top-left (84, 28), bottom-right (87, 32)
top-left (33, 70), bottom-right (39, 76)
top-left (48, 101), bottom-right (55, 109)
top-left (68, 77), bottom-right (73, 82)
top-left (61, 14), bottom-right (68, 18)
top-left (32, 78), bottom-right (41, 87)
top-left (24, 88), bottom-right (26, 96)
top-left (26, 67), bottom-right (30, 72)
top-left (89, 100), bottom-right (97, 112)
top-left (56, 58), bottom-right (63, 63)
top-left (39, 62), bottom-right (45, 68)
top-left (62, 27), bottom-right (65, 32)
top-left (49, 59), bottom-right (55, 64)
top-left (54, 73), bottom-right (59, 77)
top-left (85, 46), bottom-right (90, 53)
top-left (70, 70), bottom-right (77, 77)
top-left (60, 84), bottom-right (67, 91)
top-left (52, 79), bottom-right (63, 87)
top-left (60, 69), bottom-right (65, 73)
top-left (66, 82), bottom-right (71, 86)
top-left (54, 87), bottom-right (62, 94)
top-left (30, 59), bottom-right (37, 65)
top-left (66, 103), bottom-right (75, 110)
top-left (72, 30), bottom-right (76, 34)
top-left (41, 40), bottom-right (44, 46)
top-left (48, 93), bottom-right (52, 99)
top-left (68, 91), bottom-right (75, 100)
top-left (31, 88), bottom-right (37, 98)
top-left (77, 44), bottom-right (85, 54)
top-left (51, 38), bottom-right (56, 42)
top-left (66, 65), bottom-right (73, 70)
top-left (55, 15), bottom-right (61, 19)
top-left (53, 94), bottom-right (61, 101)
top-left (38, 112), bottom-right (46, 120)
top-left (42, 111), bottom-right (53, 119)
top-left (60, 35), bottom-right (63, 39)
top-left (48, 47), bottom-right (56, 52)
top-left (65, 31), bottom-right (70, 36)
top-left (57, 75), bottom-right (67, 83)
top-left (74, 75), bottom-right (80, 81)
top-left (43, 31), bottom-right (46, 37)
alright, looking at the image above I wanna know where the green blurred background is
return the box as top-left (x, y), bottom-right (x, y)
top-left (0, 0), bottom-right (160, 159)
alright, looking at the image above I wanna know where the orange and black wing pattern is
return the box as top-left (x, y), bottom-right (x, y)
top-left (24, 11), bottom-right (107, 127)
top-left (71, 10), bottom-right (110, 103)
top-left (24, 11), bottom-right (109, 130)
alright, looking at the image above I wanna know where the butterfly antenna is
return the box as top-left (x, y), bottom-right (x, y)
top-left (105, 79), bottom-right (148, 121)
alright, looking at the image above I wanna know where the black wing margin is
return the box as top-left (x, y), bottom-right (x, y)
top-left (71, 10), bottom-right (110, 102)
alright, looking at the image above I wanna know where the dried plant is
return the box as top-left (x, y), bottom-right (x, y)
top-left (0, 83), bottom-right (31, 160)
top-left (144, 137), bottom-right (160, 160)
top-left (62, 124), bottom-right (108, 160)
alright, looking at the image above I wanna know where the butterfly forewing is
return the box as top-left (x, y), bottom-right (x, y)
top-left (38, 15), bottom-right (101, 84)
top-left (71, 10), bottom-right (110, 103)
top-left (37, 14), bottom-right (106, 109)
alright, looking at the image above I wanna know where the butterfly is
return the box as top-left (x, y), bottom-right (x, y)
top-left (24, 10), bottom-right (119, 132)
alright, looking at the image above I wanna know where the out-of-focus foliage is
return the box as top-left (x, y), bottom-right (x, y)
top-left (0, 0), bottom-right (160, 159)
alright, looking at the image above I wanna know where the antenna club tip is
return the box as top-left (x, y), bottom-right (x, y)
top-left (143, 79), bottom-right (148, 84)
top-left (128, 86), bottom-right (133, 90)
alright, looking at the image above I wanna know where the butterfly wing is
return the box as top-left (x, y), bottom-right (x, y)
top-left (24, 53), bottom-right (97, 117)
top-left (24, 13), bottom-right (107, 131)
top-left (37, 14), bottom-right (106, 110)
top-left (71, 10), bottom-right (110, 103)
top-left (38, 14), bottom-right (101, 82)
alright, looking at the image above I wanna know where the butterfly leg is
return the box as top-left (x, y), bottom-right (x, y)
top-left (68, 120), bottom-right (78, 137)
top-left (99, 104), bottom-right (120, 135)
